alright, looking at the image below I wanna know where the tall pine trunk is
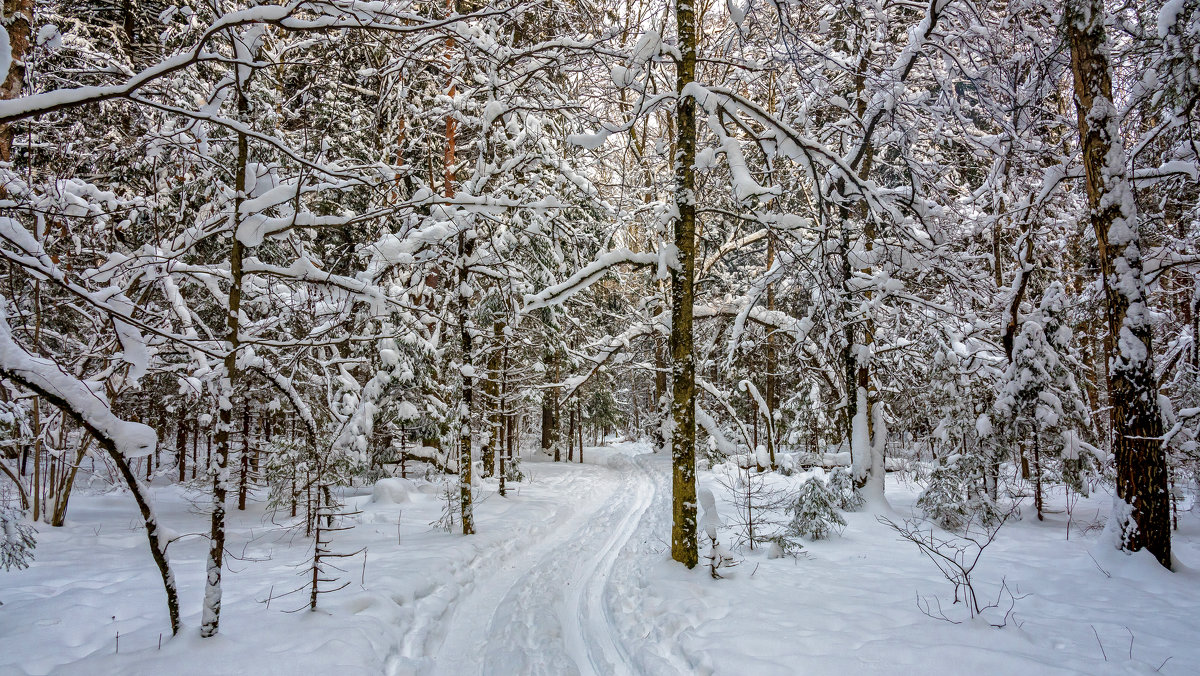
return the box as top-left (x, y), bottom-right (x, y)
top-left (670, 0), bottom-right (698, 569)
top-left (1066, 0), bottom-right (1170, 567)
top-left (484, 320), bottom-right (503, 477)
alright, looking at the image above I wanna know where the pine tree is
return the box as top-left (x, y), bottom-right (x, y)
top-left (786, 473), bottom-right (846, 540)
top-left (995, 283), bottom-right (1095, 518)
top-left (828, 466), bottom-right (864, 512)
top-left (1066, 0), bottom-right (1171, 567)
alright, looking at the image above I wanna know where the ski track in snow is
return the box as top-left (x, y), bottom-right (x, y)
top-left (387, 451), bottom-right (666, 676)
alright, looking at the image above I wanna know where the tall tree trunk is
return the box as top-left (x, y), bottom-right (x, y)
top-left (567, 404), bottom-right (576, 462)
top-left (177, 409), bottom-right (187, 484)
top-left (541, 391), bottom-right (555, 457)
top-left (653, 336), bottom-right (666, 453)
top-left (191, 421), bottom-right (198, 480)
top-left (484, 321), bottom-right (503, 477)
top-left (457, 252), bottom-right (475, 534)
top-left (202, 83), bottom-right (249, 638)
top-left (1066, 0), bottom-right (1170, 567)
top-left (237, 404), bottom-right (250, 511)
top-left (765, 234), bottom-right (777, 468)
top-left (446, 22), bottom-right (474, 532)
top-left (541, 346), bottom-right (559, 460)
top-left (498, 340), bottom-right (509, 497)
top-left (31, 397), bottom-right (40, 520)
top-left (670, 0), bottom-right (698, 569)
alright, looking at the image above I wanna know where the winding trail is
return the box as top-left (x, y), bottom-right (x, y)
top-left (390, 448), bottom-right (676, 676)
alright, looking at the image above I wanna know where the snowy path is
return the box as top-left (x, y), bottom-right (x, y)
top-left (393, 452), bottom-right (663, 676)
top-left (8, 446), bottom-right (1200, 676)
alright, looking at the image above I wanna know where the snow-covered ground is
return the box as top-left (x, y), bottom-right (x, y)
top-left (2, 442), bottom-right (1199, 675)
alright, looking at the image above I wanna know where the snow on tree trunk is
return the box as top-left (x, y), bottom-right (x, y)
top-left (0, 0), bottom-right (30, 162)
top-left (850, 386), bottom-right (885, 507)
top-left (1066, 0), bottom-right (1170, 568)
top-left (202, 75), bottom-right (250, 637)
top-left (458, 262), bottom-right (476, 536)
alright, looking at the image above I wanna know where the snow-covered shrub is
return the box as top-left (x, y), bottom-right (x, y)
top-left (917, 462), bottom-right (970, 530)
top-left (784, 473), bottom-right (847, 540)
top-left (917, 455), bottom-right (999, 531)
top-left (432, 478), bottom-right (459, 532)
top-left (699, 488), bottom-right (737, 576)
top-left (776, 453), bottom-right (796, 477)
top-left (504, 455), bottom-right (525, 483)
top-left (828, 466), bottom-right (863, 511)
top-left (1, 504), bottom-right (35, 571)
top-left (370, 477), bottom-right (416, 504)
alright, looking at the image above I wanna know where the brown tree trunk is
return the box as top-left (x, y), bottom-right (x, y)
top-left (484, 321), bottom-right (503, 477)
top-left (498, 342), bottom-right (509, 497)
top-left (1033, 431), bottom-right (1043, 521)
top-left (191, 421), bottom-right (198, 480)
top-left (0, 0), bottom-right (31, 162)
top-left (654, 336), bottom-right (666, 453)
top-left (1066, 0), bottom-right (1170, 567)
top-left (567, 404), bottom-right (576, 462)
top-left (670, 0), bottom-right (699, 569)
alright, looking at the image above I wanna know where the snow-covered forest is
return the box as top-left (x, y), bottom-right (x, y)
top-left (1, 0), bottom-right (1199, 673)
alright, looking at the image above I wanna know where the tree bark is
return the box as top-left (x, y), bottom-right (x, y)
top-left (237, 404), bottom-right (250, 511)
top-left (670, 0), bottom-right (698, 569)
top-left (498, 341), bottom-right (509, 497)
top-left (177, 409), bottom-right (187, 484)
top-left (1066, 0), bottom-right (1170, 567)
top-left (484, 321), bottom-right (503, 477)
top-left (446, 34), bottom-right (474, 533)
top-left (567, 403), bottom-right (576, 462)
top-left (201, 79), bottom-right (249, 638)
top-left (0, 0), bottom-right (31, 162)
top-left (765, 234), bottom-right (777, 468)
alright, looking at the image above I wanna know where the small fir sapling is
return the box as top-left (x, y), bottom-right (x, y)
top-left (917, 455), bottom-right (999, 531)
top-left (917, 460), bottom-right (970, 530)
top-left (994, 283), bottom-right (1096, 518)
top-left (829, 466), bottom-right (864, 510)
top-left (504, 454), bottom-right (525, 483)
top-left (717, 463), bottom-right (791, 550)
top-left (785, 471), bottom-right (847, 540)
top-left (766, 531), bottom-right (805, 559)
